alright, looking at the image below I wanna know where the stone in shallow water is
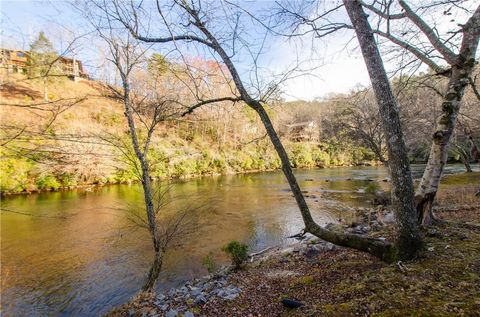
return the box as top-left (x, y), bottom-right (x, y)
top-left (190, 286), bottom-right (202, 297)
top-left (193, 294), bottom-right (207, 306)
top-left (165, 309), bottom-right (178, 317)
top-left (224, 293), bottom-right (239, 300)
top-left (158, 304), bottom-right (169, 311)
top-left (184, 312), bottom-right (195, 317)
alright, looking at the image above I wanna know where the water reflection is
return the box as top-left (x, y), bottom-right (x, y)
top-left (1, 164), bottom-right (474, 316)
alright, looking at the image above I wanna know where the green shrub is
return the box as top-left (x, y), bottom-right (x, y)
top-left (240, 155), bottom-right (254, 170)
top-left (0, 157), bottom-right (35, 193)
top-left (312, 148), bottom-right (330, 167)
top-left (58, 173), bottom-right (77, 187)
top-left (289, 143), bottom-right (314, 168)
top-left (365, 182), bottom-right (380, 195)
top-left (202, 252), bottom-right (218, 274)
top-left (173, 158), bottom-right (197, 176)
top-left (212, 158), bottom-right (227, 172)
top-left (36, 175), bottom-right (61, 191)
top-left (222, 240), bottom-right (249, 269)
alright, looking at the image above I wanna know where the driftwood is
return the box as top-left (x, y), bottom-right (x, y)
top-left (248, 247), bottom-right (274, 262)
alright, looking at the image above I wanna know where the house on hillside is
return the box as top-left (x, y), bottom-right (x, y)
top-left (0, 48), bottom-right (89, 81)
top-left (285, 120), bottom-right (318, 141)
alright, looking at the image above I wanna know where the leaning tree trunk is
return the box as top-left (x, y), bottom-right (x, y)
top-left (416, 66), bottom-right (478, 225)
top-left (344, 0), bottom-right (422, 259)
top-left (415, 6), bottom-right (480, 226)
top-left (252, 102), bottom-right (395, 261)
top-left (453, 144), bottom-right (473, 173)
top-left (139, 164), bottom-right (163, 291)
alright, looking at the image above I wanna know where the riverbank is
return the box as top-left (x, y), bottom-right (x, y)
top-left (2, 75), bottom-right (382, 196)
top-left (107, 178), bottom-right (480, 317)
top-left (0, 161), bottom-right (380, 196)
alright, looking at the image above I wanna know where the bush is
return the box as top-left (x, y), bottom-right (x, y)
top-left (0, 157), bottom-right (35, 193)
top-left (365, 182), bottom-right (380, 195)
top-left (202, 252), bottom-right (218, 274)
top-left (311, 148), bottom-right (330, 167)
top-left (222, 240), bottom-right (248, 269)
top-left (289, 143), bottom-right (314, 168)
top-left (173, 158), bottom-right (197, 177)
top-left (36, 175), bottom-right (61, 191)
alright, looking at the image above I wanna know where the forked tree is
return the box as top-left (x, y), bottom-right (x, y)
top-left (355, 1), bottom-right (480, 225)
top-left (279, 0), bottom-right (480, 225)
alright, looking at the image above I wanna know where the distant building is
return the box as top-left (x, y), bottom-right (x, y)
top-left (0, 48), bottom-right (88, 81)
top-left (285, 120), bottom-right (318, 141)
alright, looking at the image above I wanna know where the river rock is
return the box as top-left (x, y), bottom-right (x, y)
top-left (166, 309), bottom-right (178, 317)
top-left (158, 304), bottom-right (169, 311)
top-left (193, 294), bottom-right (207, 306)
top-left (382, 211), bottom-right (395, 224)
top-left (224, 293), bottom-right (239, 300)
top-left (281, 246), bottom-right (295, 256)
top-left (184, 312), bottom-right (195, 317)
top-left (281, 298), bottom-right (304, 308)
top-left (189, 286), bottom-right (202, 297)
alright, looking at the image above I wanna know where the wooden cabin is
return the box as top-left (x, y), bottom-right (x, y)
top-left (0, 48), bottom-right (88, 80)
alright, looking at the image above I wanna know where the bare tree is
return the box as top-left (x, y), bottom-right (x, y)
top-left (337, 89), bottom-right (388, 163)
top-left (82, 14), bottom-right (187, 288)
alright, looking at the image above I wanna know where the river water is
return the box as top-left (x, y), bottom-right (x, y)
top-left (0, 164), bottom-right (473, 316)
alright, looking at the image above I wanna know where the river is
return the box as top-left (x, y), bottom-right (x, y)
top-left (0, 164), bottom-right (473, 316)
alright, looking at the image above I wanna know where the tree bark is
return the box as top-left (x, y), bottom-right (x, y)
top-left (454, 144), bottom-right (473, 173)
top-left (415, 5), bottom-right (480, 226)
top-left (343, 0), bottom-right (422, 259)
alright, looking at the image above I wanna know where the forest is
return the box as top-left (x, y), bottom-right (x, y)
top-left (0, 1), bottom-right (479, 316)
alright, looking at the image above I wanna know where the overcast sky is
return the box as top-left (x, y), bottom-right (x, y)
top-left (1, 0), bottom-right (475, 101)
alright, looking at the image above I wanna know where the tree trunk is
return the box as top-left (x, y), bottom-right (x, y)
top-left (455, 145), bottom-right (473, 173)
top-left (343, 0), bottom-right (422, 259)
top-left (139, 164), bottom-right (163, 291)
top-left (142, 246), bottom-right (163, 292)
top-left (416, 67), bottom-right (476, 225)
top-left (415, 5), bottom-right (480, 226)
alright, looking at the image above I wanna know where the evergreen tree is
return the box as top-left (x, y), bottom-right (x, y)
top-left (28, 32), bottom-right (59, 100)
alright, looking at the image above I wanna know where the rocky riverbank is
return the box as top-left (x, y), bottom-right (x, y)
top-left (108, 181), bottom-right (480, 317)
top-left (109, 235), bottom-right (341, 317)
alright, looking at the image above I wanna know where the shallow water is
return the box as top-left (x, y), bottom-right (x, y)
top-left (0, 164), bottom-right (474, 316)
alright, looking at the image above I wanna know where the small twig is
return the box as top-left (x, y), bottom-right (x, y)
top-left (248, 246), bottom-right (274, 262)
top-left (396, 261), bottom-right (409, 272)
top-left (288, 229), bottom-right (307, 240)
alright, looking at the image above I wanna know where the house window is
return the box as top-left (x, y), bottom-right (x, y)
top-left (16, 52), bottom-right (26, 57)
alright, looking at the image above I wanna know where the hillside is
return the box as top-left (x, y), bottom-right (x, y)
top-left (0, 75), bottom-right (375, 194)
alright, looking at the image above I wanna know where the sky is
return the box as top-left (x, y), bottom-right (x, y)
top-left (0, 0), bottom-right (473, 101)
